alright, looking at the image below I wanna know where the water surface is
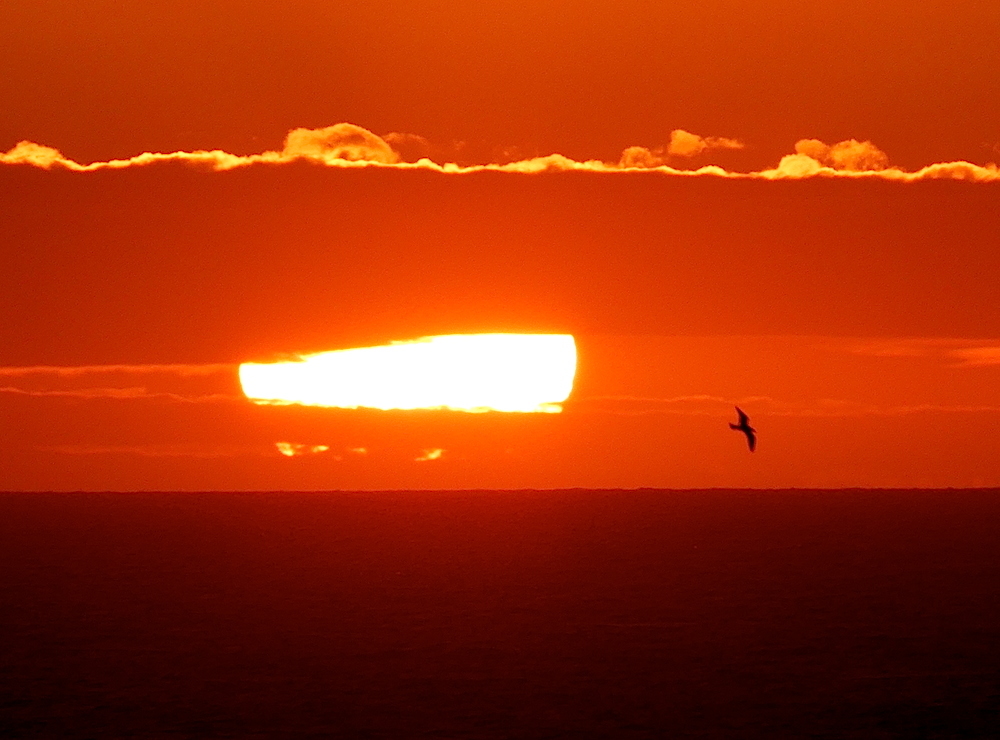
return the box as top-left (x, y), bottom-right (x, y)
top-left (2, 489), bottom-right (998, 738)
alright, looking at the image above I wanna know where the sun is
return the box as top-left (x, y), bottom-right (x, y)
top-left (239, 334), bottom-right (577, 413)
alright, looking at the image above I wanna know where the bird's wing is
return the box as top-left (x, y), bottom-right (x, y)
top-left (746, 431), bottom-right (756, 452)
top-left (735, 406), bottom-right (749, 425)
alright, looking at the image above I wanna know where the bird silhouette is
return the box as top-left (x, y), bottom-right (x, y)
top-left (729, 406), bottom-right (756, 452)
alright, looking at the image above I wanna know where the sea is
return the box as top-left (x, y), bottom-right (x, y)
top-left (2, 489), bottom-right (998, 739)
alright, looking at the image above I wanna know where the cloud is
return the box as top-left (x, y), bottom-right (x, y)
top-left (383, 131), bottom-right (432, 162)
top-left (946, 346), bottom-right (1000, 367)
top-left (618, 145), bottom-right (667, 169)
top-left (573, 394), bottom-right (763, 416)
top-left (758, 153), bottom-right (999, 181)
top-left (3, 124), bottom-right (999, 181)
top-left (0, 124), bottom-right (407, 172)
top-left (0, 363), bottom-right (239, 402)
top-left (618, 129), bottom-right (743, 168)
top-left (40, 444), bottom-right (264, 458)
top-left (761, 138), bottom-right (891, 177)
top-left (793, 138), bottom-right (890, 171)
top-left (275, 442), bottom-right (331, 457)
top-left (0, 141), bottom-right (261, 171)
top-left (667, 129), bottom-right (744, 157)
top-left (0, 386), bottom-right (235, 402)
top-left (415, 448), bottom-right (444, 461)
top-left (0, 141), bottom-right (67, 168)
top-left (282, 123), bottom-right (399, 164)
top-left (831, 337), bottom-right (957, 358)
top-left (573, 393), bottom-right (1000, 418)
top-left (827, 338), bottom-right (1000, 366)
top-left (0, 363), bottom-right (234, 377)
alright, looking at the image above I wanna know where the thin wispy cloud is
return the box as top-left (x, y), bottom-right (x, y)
top-left (4, 124), bottom-right (998, 181)
top-left (0, 386), bottom-right (236, 402)
top-left (0, 364), bottom-right (234, 377)
top-left (0, 363), bottom-right (240, 402)
top-left (383, 131), bottom-right (433, 162)
top-left (39, 444), bottom-right (266, 458)
top-left (946, 346), bottom-right (1000, 367)
top-left (667, 129), bottom-right (744, 157)
top-left (574, 394), bottom-right (1000, 418)
top-left (826, 338), bottom-right (1000, 366)
top-left (573, 395), bottom-right (770, 416)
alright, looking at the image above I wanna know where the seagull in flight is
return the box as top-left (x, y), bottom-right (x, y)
top-left (729, 406), bottom-right (756, 452)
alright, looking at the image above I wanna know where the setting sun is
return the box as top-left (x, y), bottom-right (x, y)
top-left (239, 334), bottom-right (577, 412)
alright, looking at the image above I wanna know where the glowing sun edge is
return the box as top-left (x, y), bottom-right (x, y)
top-left (239, 334), bottom-right (577, 413)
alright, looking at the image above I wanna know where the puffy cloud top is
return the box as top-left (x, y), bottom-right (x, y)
top-left (282, 123), bottom-right (399, 163)
top-left (794, 138), bottom-right (890, 171)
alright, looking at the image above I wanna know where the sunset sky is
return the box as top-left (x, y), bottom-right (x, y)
top-left (3, 0), bottom-right (999, 490)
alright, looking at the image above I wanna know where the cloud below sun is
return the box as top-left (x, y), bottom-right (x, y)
top-left (3, 123), bottom-right (998, 182)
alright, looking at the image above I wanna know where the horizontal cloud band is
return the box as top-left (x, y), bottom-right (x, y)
top-left (2, 123), bottom-right (998, 182)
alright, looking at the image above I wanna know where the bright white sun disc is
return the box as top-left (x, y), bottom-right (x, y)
top-left (239, 333), bottom-right (577, 412)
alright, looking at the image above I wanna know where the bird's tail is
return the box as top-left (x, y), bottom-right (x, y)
top-left (729, 423), bottom-right (740, 430)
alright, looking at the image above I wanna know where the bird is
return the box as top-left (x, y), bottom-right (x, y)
top-left (729, 406), bottom-right (756, 452)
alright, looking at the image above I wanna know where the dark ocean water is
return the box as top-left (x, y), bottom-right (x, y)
top-left (2, 489), bottom-right (998, 739)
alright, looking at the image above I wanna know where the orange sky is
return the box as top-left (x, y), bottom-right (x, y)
top-left (2, 2), bottom-right (999, 490)
top-left (4, 1), bottom-right (999, 167)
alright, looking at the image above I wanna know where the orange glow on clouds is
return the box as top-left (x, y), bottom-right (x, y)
top-left (4, 123), bottom-right (998, 181)
top-left (239, 334), bottom-right (577, 413)
top-left (415, 448), bottom-right (445, 462)
top-left (275, 442), bottom-right (330, 457)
